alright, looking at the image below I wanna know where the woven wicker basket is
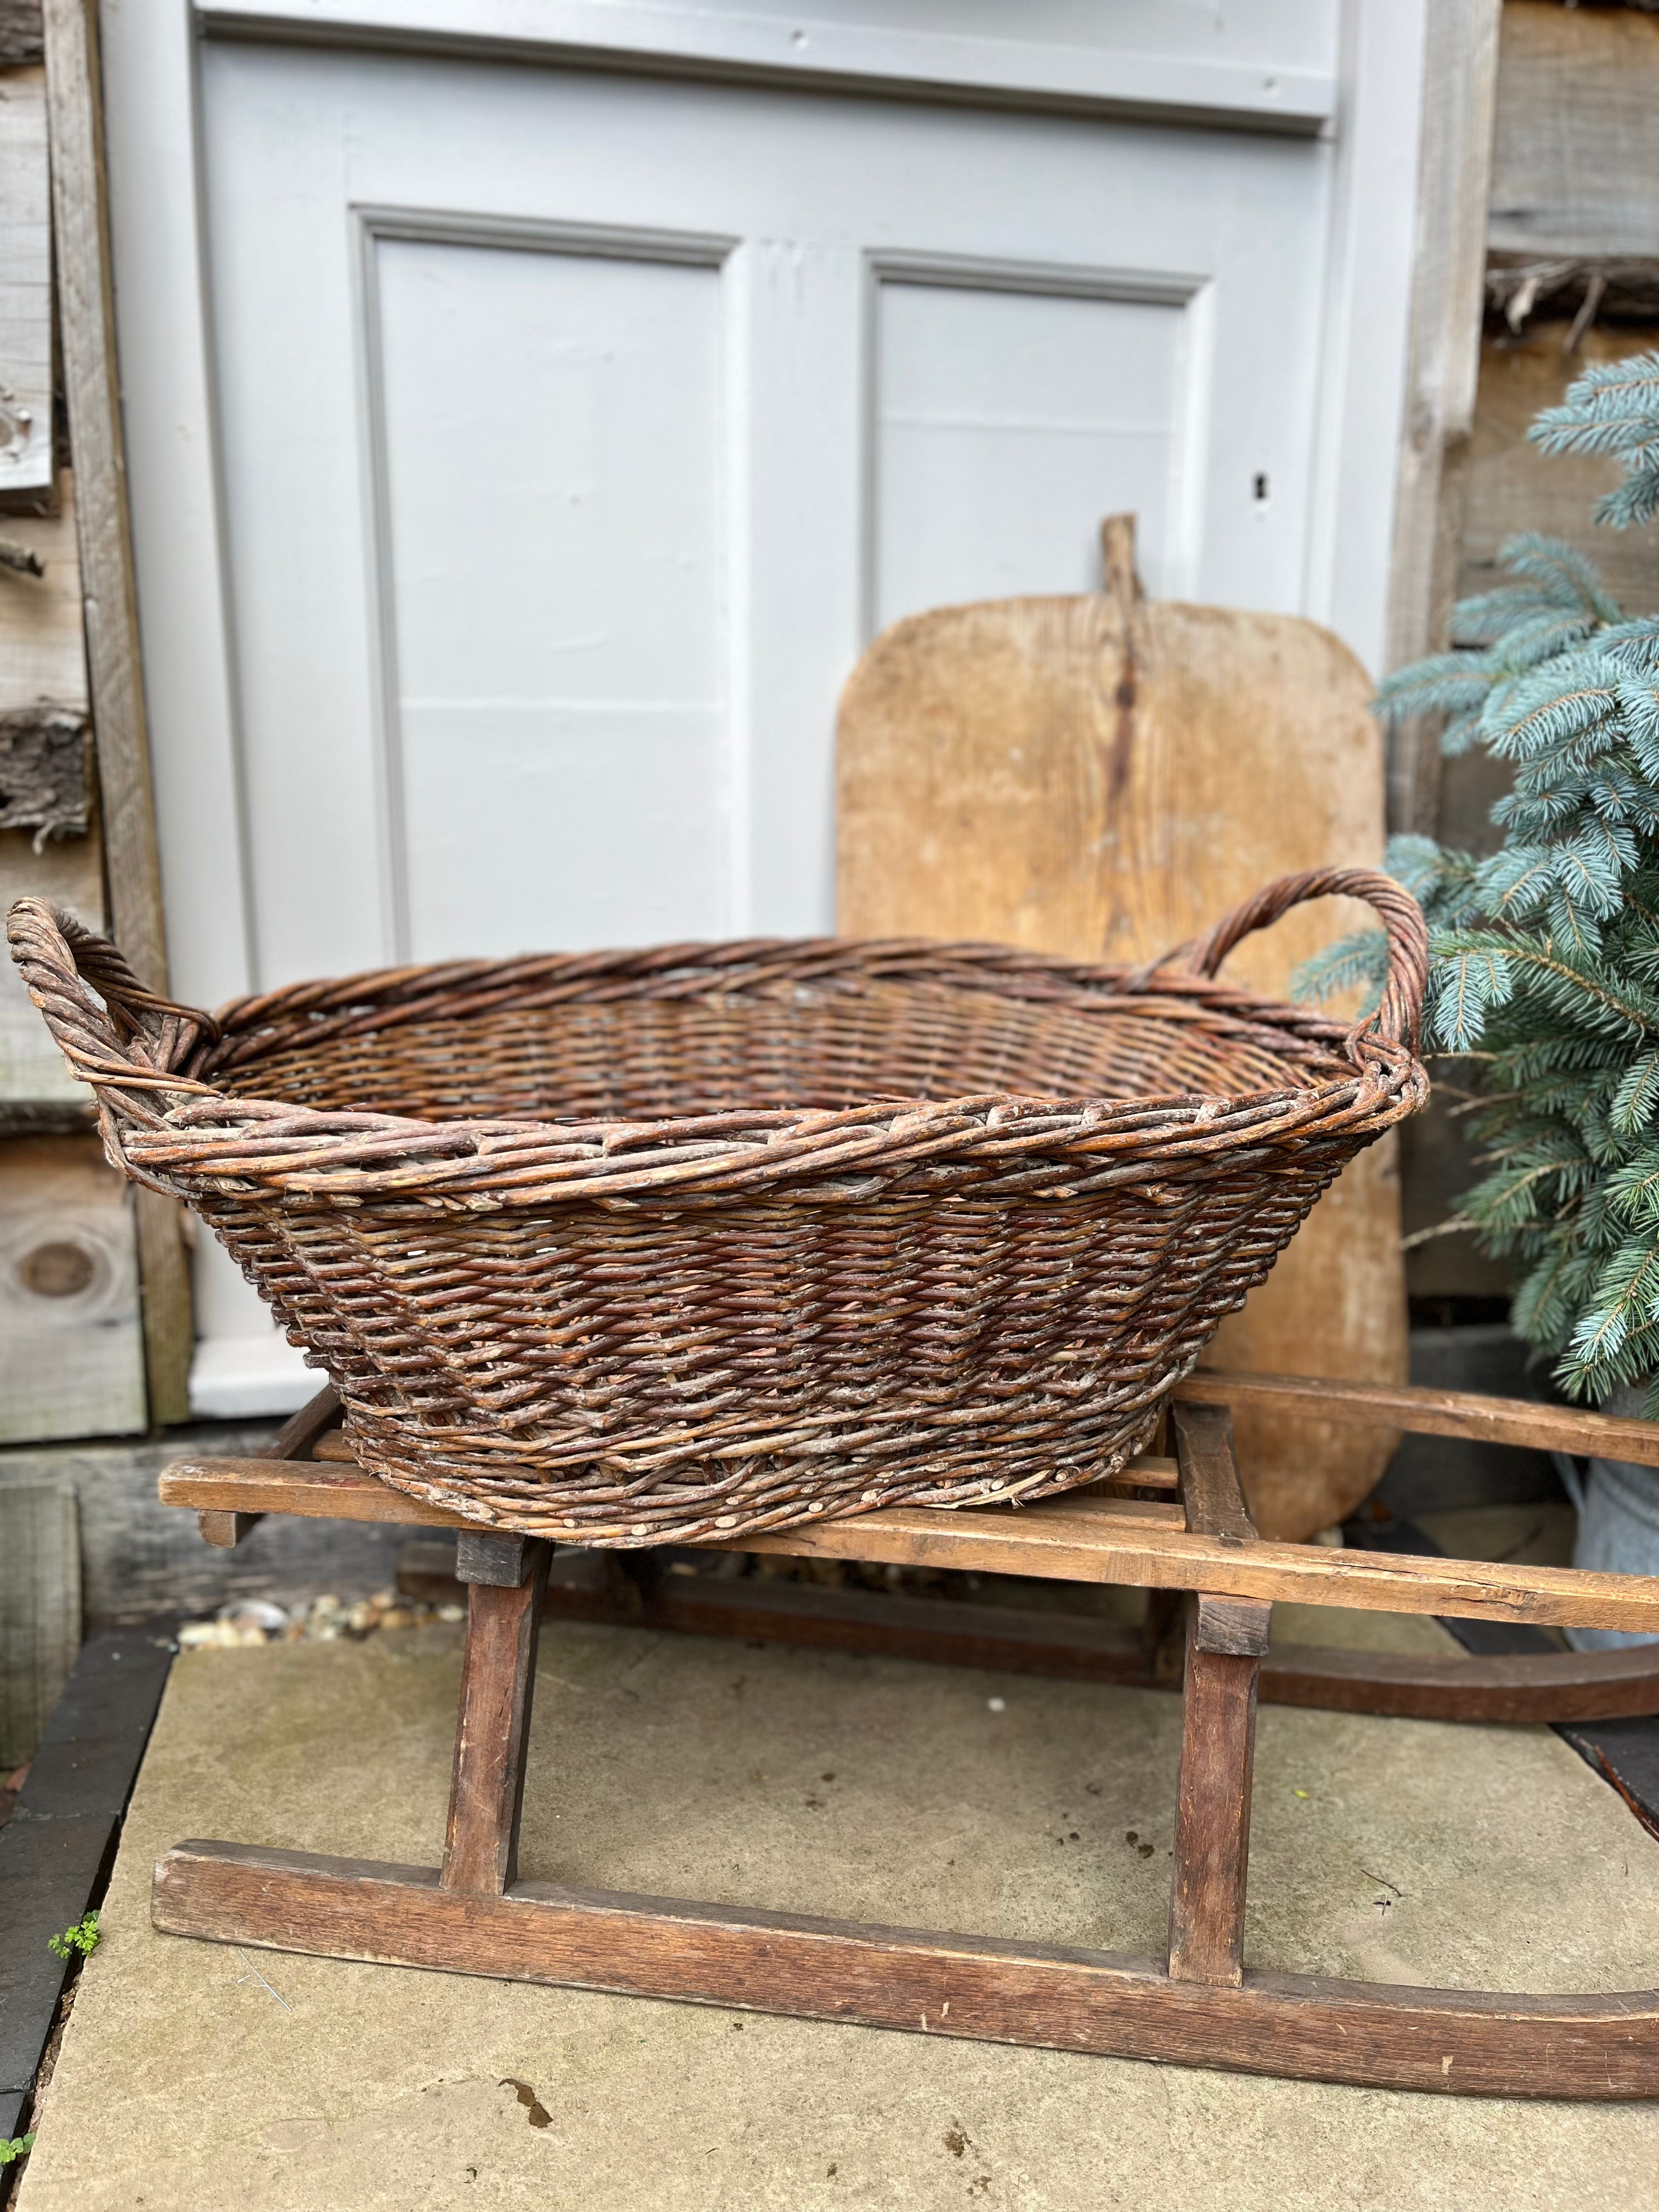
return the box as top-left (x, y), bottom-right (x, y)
top-left (8, 870), bottom-right (1427, 1543)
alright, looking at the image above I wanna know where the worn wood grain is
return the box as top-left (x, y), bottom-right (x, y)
top-left (1178, 1368), bottom-right (1659, 1468)
top-left (1258, 1639), bottom-right (1659, 1726)
top-left (837, 546), bottom-right (1404, 1543)
top-left (42, 0), bottom-right (190, 1419)
top-left (0, 1479), bottom-right (77, 1765)
top-left (1458, 323), bottom-right (1659, 636)
top-left (0, 1132), bottom-right (144, 1442)
top-left (0, 471), bottom-right (106, 1109)
top-left (149, 1841), bottom-right (1659, 2097)
top-left (442, 1543), bottom-right (550, 1897)
top-left (1083, 1453), bottom-right (1178, 1495)
top-left (1489, 0), bottom-right (1659, 261)
top-left (0, 2), bottom-right (41, 66)
top-left (267, 1383), bottom-right (340, 1463)
top-left (195, 1384), bottom-right (340, 1547)
top-left (1384, 0), bottom-right (1502, 835)
top-left (165, 1455), bottom-right (1183, 1532)
top-left (1171, 1402), bottom-right (1255, 1543)
top-left (154, 1451), bottom-right (1659, 1632)
top-left (535, 1567), bottom-right (1659, 1724)
top-left (0, 706), bottom-right (91, 840)
top-left (1170, 1401), bottom-right (1272, 1657)
top-left (0, 66), bottom-right (53, 501)
top-left (455, 1532), bottom-right (533, 1589)
top-left (1167, 1616), bottom-right (1258, 1987)
top-left (162, 1455), bottom-right (473, 1528)
top-left (196, 1509), bottom-right (257, 1549)
top-left (1191, 1598), bottom-right (1272, 1661)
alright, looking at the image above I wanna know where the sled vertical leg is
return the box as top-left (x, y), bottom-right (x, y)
top-left (1166, 1597), bottom-right (1268, 1986)
top-left (441, 1536), bottom-right (552, 1895)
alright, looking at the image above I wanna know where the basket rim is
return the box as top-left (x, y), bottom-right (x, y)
top-left (7, 877), bottom-right (1431, 1208)
top-left (104, 935), bottom-right (1425, 1209)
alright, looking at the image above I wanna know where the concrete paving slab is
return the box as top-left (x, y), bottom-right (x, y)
top-left (17, 1615), bottom-right (1659, 2211)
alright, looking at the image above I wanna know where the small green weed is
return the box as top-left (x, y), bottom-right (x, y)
top-left (0, 2135), bottom-right (34, 2167)
top-left (47, 1910), bottom-right (99, 1961)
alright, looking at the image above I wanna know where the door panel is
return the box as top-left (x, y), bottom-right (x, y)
top-left (375, 238), bottom-right (728, 956)
top-left (876, 278), bottom-right (1187, 624)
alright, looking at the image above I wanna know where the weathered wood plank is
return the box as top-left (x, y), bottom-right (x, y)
top-left (43, 0), bottom-right (190, 1419)
top-left (149, 1841), bottom-right (1659, 2097)
top-left (441, 1544), bottom-right (550, 1897)
top-left (0, 1480), bottom-right (77, 1764)
top-left (1171, 1402), bottom-right (1256, 1542)
top-left (0, 1133), bottom-right (144, 1442)
top-left (196, 1510), bottom-right (258, 1550)
top-left (194, 1385), bottom-right (338, 1547)
top-left (531, 1567), bottom-right (1659, 1725)
top-left (1455, 323), bottom-right (1659, 646)
top-left (0, 66), bottom-right (53, 501)
top-left (1259, 1639), bottom-right (1659, 1726)
top-left (0, 1419), bottom-right (417, 1628)
top-left (154, 1452), bottom-right (1659, 1633)
top-left (0, 3), bottom-right (42, 67)
top-left (1085, 1453), bottom-right (1178, 1494)
top-left (1489, 0), bottom-right (1659, 262)
top-left (1384, 0), bottom-right (1502, 836)
top-left (0, 471), bottom-right (104, 1109)
top-left (162, 1457), bottom-right (484, 1529)
top-left (1170, 1400), bottom-right (1272, 1659)
top-left (1179, 1369), bottom-right (1659, 1467)
top-left (1167, 1618), bottom-right (1258, 1987)
top-left (268, 1384), bottom-right (340, 1464)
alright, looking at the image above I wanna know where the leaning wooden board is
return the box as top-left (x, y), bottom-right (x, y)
top-left (838, 528), bottom-right (1403, 1541)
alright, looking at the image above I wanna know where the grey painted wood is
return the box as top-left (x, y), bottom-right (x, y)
top-left (0, 66), bottom-right (54, 501)
top-left (1383, 0), bottom-right (1502, 836)
top-left (1489, 2), bottom-right (1659, 261)
top-left (0, 1481), bottom-right (78, 1765)
top-left (0, 1426), bottom-right (408, 1627)
top-left (455, 1532), bottom-right (531, 1588)
top-left (42, 0), bottom-right (192, 1421)
top-left (0, 1134), bottom-right (146, 1444)
top-left (0, 2), bottom-right (41, 68)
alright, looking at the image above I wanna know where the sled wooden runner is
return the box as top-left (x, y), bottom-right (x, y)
top-left (153, 1379), bottom-right (1659, 2098)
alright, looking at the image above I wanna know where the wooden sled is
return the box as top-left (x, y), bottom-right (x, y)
top-left (152, 1373), bottom-right (1659, 2098)
top-left (530, 1370), bottom-right (1659, 1728)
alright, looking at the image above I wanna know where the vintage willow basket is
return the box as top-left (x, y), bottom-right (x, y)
top-left (7, 870), bottom-right (1427, 1544)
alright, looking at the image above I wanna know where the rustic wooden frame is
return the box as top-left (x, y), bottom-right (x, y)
top-left (151, 1373), bottom-right (1659, 2097)
top-left (40, 0), bottom-right (192, 1418)
top-left (1382, 0), bottom-right (1503, 837)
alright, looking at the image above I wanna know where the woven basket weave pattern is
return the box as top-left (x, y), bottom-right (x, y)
top-left (7, 872), bottom-right (1428, 1543)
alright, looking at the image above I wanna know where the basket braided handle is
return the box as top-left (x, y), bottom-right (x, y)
top-left (5, 896), bottom-right (220, 1114)
top-left (1185, 868), bottom-right (1428, 1053)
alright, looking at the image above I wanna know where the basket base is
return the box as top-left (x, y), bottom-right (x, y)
top-left (342, 1398), bottom-right (1167, 1547)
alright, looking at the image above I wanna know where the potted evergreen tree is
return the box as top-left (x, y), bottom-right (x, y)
top-left (1300, 352), bottom-right (1659, 1646)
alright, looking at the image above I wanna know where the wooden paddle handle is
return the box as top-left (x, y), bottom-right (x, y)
top-left (1186, 868), bottom-right (1428, 1053)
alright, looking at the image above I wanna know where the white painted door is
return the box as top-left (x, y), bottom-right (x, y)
top-left (101, 6), bottom-right (1427, 1410)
